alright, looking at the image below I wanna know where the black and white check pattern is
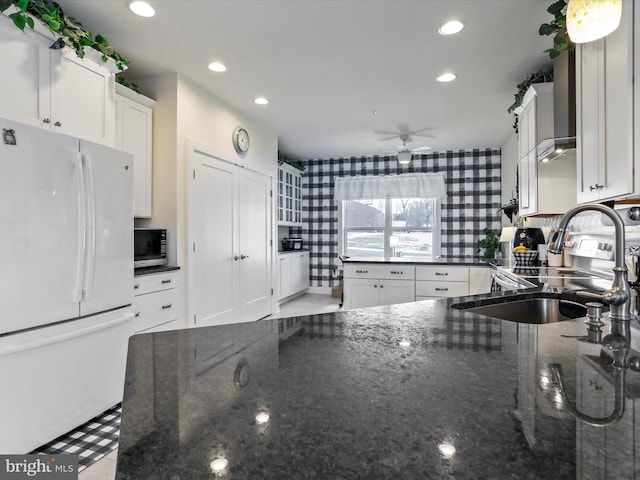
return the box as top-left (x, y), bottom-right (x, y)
top-left (300, 150), bottom-right (502, 287)
top-left (31, 404), bottom-right (121, 472)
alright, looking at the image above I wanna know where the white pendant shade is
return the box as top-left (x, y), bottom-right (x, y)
top-left (566, 0), bottom-right (622, 43)
top-left (397, 151), bottom-right (412, 164)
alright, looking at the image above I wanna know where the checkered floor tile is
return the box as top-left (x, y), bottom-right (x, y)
top-left (30, 404), bottom-right (121, 472)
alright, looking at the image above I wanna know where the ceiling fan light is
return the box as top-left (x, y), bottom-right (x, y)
top-left (566, 0), bottom-right (622, 43)
top-left (397, 151), bottom-right (412, 164)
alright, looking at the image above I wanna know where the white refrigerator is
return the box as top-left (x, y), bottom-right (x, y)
top-left (0, 117), bottom-right (134, 453)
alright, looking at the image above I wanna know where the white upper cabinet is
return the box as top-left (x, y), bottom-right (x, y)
top-left (277, 163), bottom-right (303, 226)
top-left (115, 84), bottom-right (155, 218)
top-left (576, 0), bottom-right (634, 202)
top-left (516, 83), bottom-right (576, 216)
top-left (0, 14), bottom-right (117, 146)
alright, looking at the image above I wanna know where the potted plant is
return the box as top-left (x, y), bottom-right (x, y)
top-left (478, 228), bottom-right (501, 260)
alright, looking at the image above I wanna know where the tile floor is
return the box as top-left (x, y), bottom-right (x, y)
top-left (78, 293), bottom-right (341, 480)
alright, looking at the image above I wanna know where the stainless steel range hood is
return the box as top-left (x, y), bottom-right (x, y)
top-left (537, 51), bottom-right (576, 163)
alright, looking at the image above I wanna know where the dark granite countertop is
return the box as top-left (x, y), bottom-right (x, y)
top-left (341, 256), bottom-right (493, 266)
top-left (116, 290), bottom-right (640, 479)
top-left (133, 265), bottom-right (181, 277)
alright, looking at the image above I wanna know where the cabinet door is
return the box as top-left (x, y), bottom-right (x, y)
top-left (469, 267), bottom-right (492, 295)
top-left (116, 94), bottom-right (153, 218)
top-left (279, 256), bottom-right (292, 300)
top-left (518, 102), bottom-right (536, 215)
top-left (576, 0), bottom-right (634, 202)
top-left (576, 40), bottom-right (604, 203)
top-left (378, 279), bottom-right (415, 306)
top-left (0, 17), bottom-right (50, 127)
top-left (49, 49), bottom-right (116, 146)
top-left (294, 252), bottom-right (310, 292)
top-left (344, 278), bottom-right (379, 309)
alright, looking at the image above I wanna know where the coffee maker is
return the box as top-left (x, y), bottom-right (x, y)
top-left (514, 227), bottom-right (546, 251)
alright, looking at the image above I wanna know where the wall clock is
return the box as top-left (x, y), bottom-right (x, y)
top-left (232, 126), bottom-right (250, 153)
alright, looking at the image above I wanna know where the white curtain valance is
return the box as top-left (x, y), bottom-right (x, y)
top-left (333, 172), bottom-right (447, 201)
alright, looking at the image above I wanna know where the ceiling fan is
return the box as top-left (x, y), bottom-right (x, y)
top-left (381, 134), bottom-right (432, 164)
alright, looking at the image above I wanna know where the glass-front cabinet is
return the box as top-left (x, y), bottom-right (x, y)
top-left (277, 162), bottom-right (303, 226)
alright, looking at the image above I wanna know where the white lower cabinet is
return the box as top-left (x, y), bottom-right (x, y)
top-left (415, 266), bottom-right (469, 300)
top-left (279, 251), bottom-right (309, 301)
top-left (133, 270), bottom-right (180, 333)
top-left (469, 266), bottom-right (492, 295)
top-left (343, 264), bottom-right (415, 309)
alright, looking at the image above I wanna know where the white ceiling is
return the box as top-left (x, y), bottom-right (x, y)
top-left (56, 0), bottom-right (554, 160)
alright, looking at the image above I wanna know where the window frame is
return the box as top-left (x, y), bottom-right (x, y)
top-left (339, 197), bottom-right (441, 261)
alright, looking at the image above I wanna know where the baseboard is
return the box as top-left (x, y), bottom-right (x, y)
top-left (307, 286), bottom-right (332, 295)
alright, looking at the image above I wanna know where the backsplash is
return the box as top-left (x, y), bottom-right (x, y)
top-left (299, 150), bottom-right (502, 288)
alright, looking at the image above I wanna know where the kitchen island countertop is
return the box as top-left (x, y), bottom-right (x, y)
top-left (116, 292), bottom-right (640, 479)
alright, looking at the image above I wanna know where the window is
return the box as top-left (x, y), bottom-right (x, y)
top-left (342, 197), bottom-right (441, 260)
top-left (334, 173), bottom-right (446, 261)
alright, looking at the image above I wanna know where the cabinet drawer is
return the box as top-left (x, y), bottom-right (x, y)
top-left (416, 266), bottom-right (469, 282)
top-left (415, 280), bottom-right (469, 298)
top-left (133, 288), bottom-right (178, 333)
top-left (134, 271), bottom-right (179, 296)
top-left (344, 264), bottom-right (415, 280)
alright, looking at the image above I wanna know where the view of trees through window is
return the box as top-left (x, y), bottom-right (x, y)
top-left (343, 198), bottom-right (439, 259)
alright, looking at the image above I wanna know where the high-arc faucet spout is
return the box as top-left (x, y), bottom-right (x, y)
top-left (548, 203), bottom-right (632, 331)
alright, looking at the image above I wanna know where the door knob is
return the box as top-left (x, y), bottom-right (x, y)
top-left (233, 255), bottom-right (239, 261)
top-left (240, 255), bottom-right (249, 259)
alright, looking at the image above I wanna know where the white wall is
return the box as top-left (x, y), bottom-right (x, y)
top-left (136, 73), bottom-right (279, 325)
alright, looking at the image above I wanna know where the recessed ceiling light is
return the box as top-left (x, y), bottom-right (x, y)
top-left (438, 20), bottom-right (464, 35)
top-left (208, 62), bottom-right (227, 73)
top-left (254, 97), bottom-right (269, 105)
top-left (437, 72), bottom-right (457, 83)
top-left (128, 1), bottom-right (155, 17)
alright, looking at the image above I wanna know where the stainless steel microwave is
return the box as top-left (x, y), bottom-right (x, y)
top-left (134, 228), bottom-right (167, 268)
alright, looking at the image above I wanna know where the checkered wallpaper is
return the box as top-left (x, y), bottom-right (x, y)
top-left (295, 149), bottom-right (502, 288)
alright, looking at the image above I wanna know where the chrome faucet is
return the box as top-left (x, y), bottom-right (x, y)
top-left (548, 204), bottom-right (632, 363)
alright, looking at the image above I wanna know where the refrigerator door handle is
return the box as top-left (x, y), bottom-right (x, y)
top-left (81, 153), bottom-right (96, 302)
top-left (73, 153), bottom-right (86, 303)
top-left (0, 312), bottom-right (133, 357)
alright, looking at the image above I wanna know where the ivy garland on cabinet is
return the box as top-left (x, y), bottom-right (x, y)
top-left (0, 0), bottom-right (141, 92)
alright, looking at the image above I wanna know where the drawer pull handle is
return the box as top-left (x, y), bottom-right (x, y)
top-left (162, 304), bottom-right (173, 310)
top-left (374, 284), bottom-right (378, 288)
top-left (435, 272), bottom-right (448, 277)
top-left (390, 271), bottom-right (403, 275)
top-left (134, 284), bottom-right (140, 289)
top-left (135, 312), bottom-right (141, 317)
top-left (161, 279), bottom-right (173, 284)
top-left (435, 287), bottom-right (449, 292)
top-left (356, 270), bottom-right (368, 274)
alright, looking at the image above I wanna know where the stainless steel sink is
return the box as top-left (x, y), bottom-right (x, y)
top-left (451, 297), bottom-right (588, 324)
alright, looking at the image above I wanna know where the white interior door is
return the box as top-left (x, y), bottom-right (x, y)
top-left (189, 150), bottom-right (240, 326)
top-left (238, 168), bottom-right (272, 321)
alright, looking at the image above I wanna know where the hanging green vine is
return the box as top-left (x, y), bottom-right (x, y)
top-left (539, 0), bottom-right (574, 59)
top-left (506, 69), bottom-right (553, 134)
top-left (0, 0), bottom-right (130, 71)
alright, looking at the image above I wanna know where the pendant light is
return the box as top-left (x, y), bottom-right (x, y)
top-left (566, 0), bottom-right (622, 43)
top-left (397, 151), bottom-right (412, 164)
